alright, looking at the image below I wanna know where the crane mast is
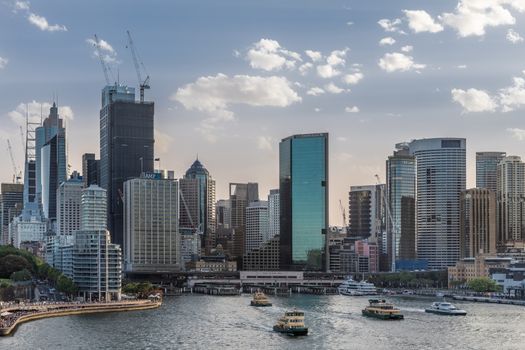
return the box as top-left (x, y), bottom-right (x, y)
top-left (6, 140), bottom-right (22, 184)
top-left (93, 34), bottom-right (111, 85)
top-left (375, 174), bottom-right (397, 272)
top-left (126, 30), bottom-right (150, 102)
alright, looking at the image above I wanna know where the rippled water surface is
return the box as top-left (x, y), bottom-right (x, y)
top-left (2, 294), bottom-right (525, 349)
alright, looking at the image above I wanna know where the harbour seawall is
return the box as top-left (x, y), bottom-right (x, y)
top-left (1, 300), bottom-right (161, 336)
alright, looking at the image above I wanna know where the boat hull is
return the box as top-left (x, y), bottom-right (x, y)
top-left (425, 309), bottom-right (466, 316)
top-left (362, 310), bottom-right (404, 320)
top-left (273, 326), bottom-right (308, 336)
top-left (251, 301), bottom-right (272, 307)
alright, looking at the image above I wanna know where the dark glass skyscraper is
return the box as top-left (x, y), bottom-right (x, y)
top-left (279, 133), bottom-right (328, 271)
top-left (99, 85), bottom-right (154, 246)
top-left (82, 153), bottom-right (99, 187)
top-left (476, 152), bottom-right (506, 192)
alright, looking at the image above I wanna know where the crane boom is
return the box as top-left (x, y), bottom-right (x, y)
top-left (375, 174), bottom-right (397, 272)
top-left (338, 199), bottom-right (347, 228)
top-left (126, 30), bottom-right (150, 102)
top-left (93, 34), bottom-right (111, 85)
top-left (7, 140), bottom-right (21, 183)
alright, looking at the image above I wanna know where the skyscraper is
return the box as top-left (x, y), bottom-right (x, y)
top-left (81, 185), bottom-right (107, 232)
top-left (476, 152), bottom-right (506, 192)
top-left (82, 153), bottom-right (99, 187)
top-left (0, 183), bottom-right (23, 245)
top-left (181, 159), bottom-right (216, 252)
top-left (348, 185), bottom-right (384, 241)
top-left (279, 133), bottom-right (328, 271)
top-left (245, 200), bottom-right (269, 253)
top-left (409, 138), bottom-right (466, 270)
top-left (99, 84), bottom-right (154, 246)
top-left (497, 156), bottom-right (525, 245)
top-left (268, 189), bottom-right (280, 239)
top-left (56, 173), bottom-right (84, 236)
top-left (124, 175), bottom-right (180, 273)
top-left (230, 182), bottom-right (259, 261)
top-left (386, 143), bottom-right (416, 270)
top-left (460, 188), bottom-right (497, 258)
top-left (36, 102), bottom-right (67, 220)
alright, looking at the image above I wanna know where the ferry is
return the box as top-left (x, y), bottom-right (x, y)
top-left (338, 277), bottom-right (378, 296)
top-left (273, 310), bottom-right (309, 336)
top-left (362, 299), bottom-right (404, 320)
top-left (425, 302), bottom-right (467, 316)
top-left (250, 291), bottom-right (272, 307)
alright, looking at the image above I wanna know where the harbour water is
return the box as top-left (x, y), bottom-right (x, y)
top-left (2, 294), bottom-right (524, 349)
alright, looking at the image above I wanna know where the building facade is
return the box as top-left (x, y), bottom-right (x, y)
top-left (409, 138), bottom-right (466, 270)
top-left (476, 152), bottom-right (506, 192)
top-left (123, 176), bottom-right (180, 273)
top-left (82, 153), bottom-right (99, 187)
top-left (0, 183), bottom-right (23, 245)
top-left (460, 188), bottom-right (497, 259)
top-left (230, 182), bottom-right (259, 261)
top-left (99, 84), bottom-right (154, 247)
top-left (81, 185), bottom-right (107, 232)
top-left (497, 156), bottom-right (525, 245)
top-left (56, 174), bottom-right (84, 236)
top-left (245, 200), bottom-right (269, 253)
top-left (268, 189), bottom-right (280, 240)
top-left (243, 235), bottom-right (280, 271)
top-left (280, 133), bottom-right (329, 271)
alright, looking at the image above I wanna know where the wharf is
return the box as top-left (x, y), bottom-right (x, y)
top-left (452, 296), bottom-right (525, 305)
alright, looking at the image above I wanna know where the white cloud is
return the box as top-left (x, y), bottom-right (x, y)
top-left (316, 64), bottom-right (340, 78)
top-left (342, 72), bottom-right (364, 85)
top-left (305, 50), bottom-right (322, 62)
top-left (27, 13), bottom-right (67, 32)
top-left (345, 106), bottom-right (360, 113)
top-left (257, 136), bottom-right (273, 151)
top-left (378, 18), bottom-right (404, 33)
top-left (507, 128), bottom-right (525, 140)
top-left (324, 83), bottom-right (345, 94)
top-left (246, 38), bottom-right (301, 71)
top-left (173, 73), bottom-right (301, 120)
top-left (316, 48), bottom-right (348, 78)
top-left (14, 1), bottom-right (29, 11)
top-left (346, 21), bottom-right (354, 26)
top-left (154, 128), bottom-right (174, 154)
top-left (378, 52), bottom-right (426, 72)
top-left (337, 136), bottom-right (348, 142)
top-left (86, 37), bottom-right (118, 64)
top-left (336, 152), bottom-right (353, 162)
top-left (507, 28), bottom-right (524, 43)
top-left (8, 101), bottom-right (74, 126)
top-left (451, 88), bottom-right (498, 112)
top-left (401, 45), bottom-right (413, 52)
top-left (499, 77), bottom-right (525, 111)
top-left (403, 10), bottom-right (444, 33)
top-left (441, 0), bottom-right (520, 37)
top-left (379, 37), bottom-right (396, 46)
top-left (0, 57), bottom-right (8, 69)
top-left (457, 64), bottom-right (468, 69)
top-left (314, 107), bottom-right (321, 112)
top-left (86, 38), bottom-right (114, 54)
top-left (298, 62), bottom-right (313, 75)
top-left (307, 87), bottom-right (325, 96)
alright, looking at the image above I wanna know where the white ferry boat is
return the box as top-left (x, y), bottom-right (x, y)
top-left (425, 302), bottom-right (467, 316)
top-left (338, 277), bottom-right (378, 296)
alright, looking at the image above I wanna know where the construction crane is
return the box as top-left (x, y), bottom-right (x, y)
top-left (338, 199), bottom-right (347, 228)
top-left (19, 126), bottom-right (25, 156)
top-left (6, 140), bottom-right (22, 184)
top-left (126, 30), bottom-right (150, 102)
top-left (93, 34), bottom-right (112, 85)
top-left (375, 174), bottom-right (397, 272)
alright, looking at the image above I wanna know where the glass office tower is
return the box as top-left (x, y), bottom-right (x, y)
top-left (476, 152), bottom-right (506, 192)
top-left (279, 133), bottom-right (328, 271)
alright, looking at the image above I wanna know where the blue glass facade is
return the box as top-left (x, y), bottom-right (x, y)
top-left (280, 133), bottom-right (328, 271)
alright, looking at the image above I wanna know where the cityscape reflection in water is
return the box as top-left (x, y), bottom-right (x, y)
top-left (2, 294), bottom-right (524, 350)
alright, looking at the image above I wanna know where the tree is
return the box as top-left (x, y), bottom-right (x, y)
top-left (57, 275), bottom-right (78, 295)
top-left (468, 277), bottom-right (501, 293)
top-left (0, 254), bottom-right (33, 278)
top-left (10, 269), bottom-right (32, 282)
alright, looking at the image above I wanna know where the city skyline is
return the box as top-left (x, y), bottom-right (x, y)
top-left (2, 1), bottom-right (525, 226)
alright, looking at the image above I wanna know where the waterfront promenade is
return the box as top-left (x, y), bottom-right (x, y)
top-left (0, 299), bottom-right (161, 336)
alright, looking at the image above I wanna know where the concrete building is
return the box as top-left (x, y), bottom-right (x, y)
top-left (476, 152), bottom-right (506, 192)
top-left (386, 143), bottom-right (416, 270)
top-left (348, 185), bottom-right (385, 242)
top-left (82, 153), bottom-right (99, 187)
top-left (56, 174), bottom-right (84, 236)
top-left (99, 84), bottom-right (154, 247)
top-left (180, 229), bottom-right (201, 268)
top-left (491, 263), bottom-right (525, 296)
top-left (245, 200), bottom-right (269, 254)
top-left (268, 189), bottom-right (280, 240)
top-left (460, 188), bottom-right (497, 259)
top-left (448, 255), bottom-right (514, 288)
top-left (216, 199), bottom-right (231, 229)
top-left (186, 256), bottom-right (237, 272)
top-left (123, 176), bottom-right (181, 273)
top-left (280, 133), bottom-right (329, 271)
top-left (243, 235), bottom-right (280, 271)
top-left (409, 138), bottom-right (466, 270)
top-left (81, 185), bottom-right (107, 231)
top-left (230, 182), bottom-right (259, 261)
top-left (0, 183), bottom-right (23, 245)
top-left (497, 156), bottom-right (525, 245)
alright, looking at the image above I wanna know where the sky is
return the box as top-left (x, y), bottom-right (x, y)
top-left (1, 0), bottom-right (525, 226)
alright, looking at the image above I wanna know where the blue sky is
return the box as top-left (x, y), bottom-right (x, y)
top-left (1, 0), bottom-right (525, 225)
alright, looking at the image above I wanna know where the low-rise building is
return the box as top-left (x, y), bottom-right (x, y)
top-left (187, 256), bottom-right (237, 272)
top-left (243, 235), bottom-right (280, 271)
top-left (491, 263), bottom-right (525, 297)
top-left (448, 255), bottom-right (514, 287)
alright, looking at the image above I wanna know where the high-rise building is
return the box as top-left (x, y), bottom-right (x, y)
top-left (348, 185), bottom-right (384, 241)
top-left (386, 143), bottom-right (416, 270)
top-left (36, 103), bottom-right (67, 220)
top-left (409, 138), bottom-right (466, 270)
top-left (230, 182), bottom-right (259, 261)
top-left (81, 185), bottom-right (107, 232)
top-left (180, 159), bottom-right (216, 252)
top-left (82, 153), bottom-right (99, 187)
top-left (268, 189), bottom-right (280, 239)
top-left (242, 235), bottom-right (280, 271)
top-left (245, 200), bottom-right (269, 253)
top-left (460, 188), bottom-right (497, 258)
top-left (123, 176), bottom-right (180, 273)
top-left (216, 199), bottom-right (231, 229)
top-left (99, 84), bottom-right (154, 246)
top-left (56, 174), bottom-right (84, 236)
top-left (497, 156), bottom-right (525, 244)
top-left (279, 133), bottom-right (328, 271)
top-left (0, 183), bottom-right (24, 245)
top-left (476, 152), bottom-right (506, 192)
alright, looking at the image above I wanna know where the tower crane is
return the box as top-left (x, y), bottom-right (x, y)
top-left (339, 199), bottom-right (347, 229)
top-left (93, 34), bottom-right (113, 85)
top-left (375, 174), bottom-right (397, 272)
top-left (126, 30), bottom-right (150, 102)
top-left (6, 140), bottom-right (22, 184)
top-left (19, 126), bottom-right (25, 156)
